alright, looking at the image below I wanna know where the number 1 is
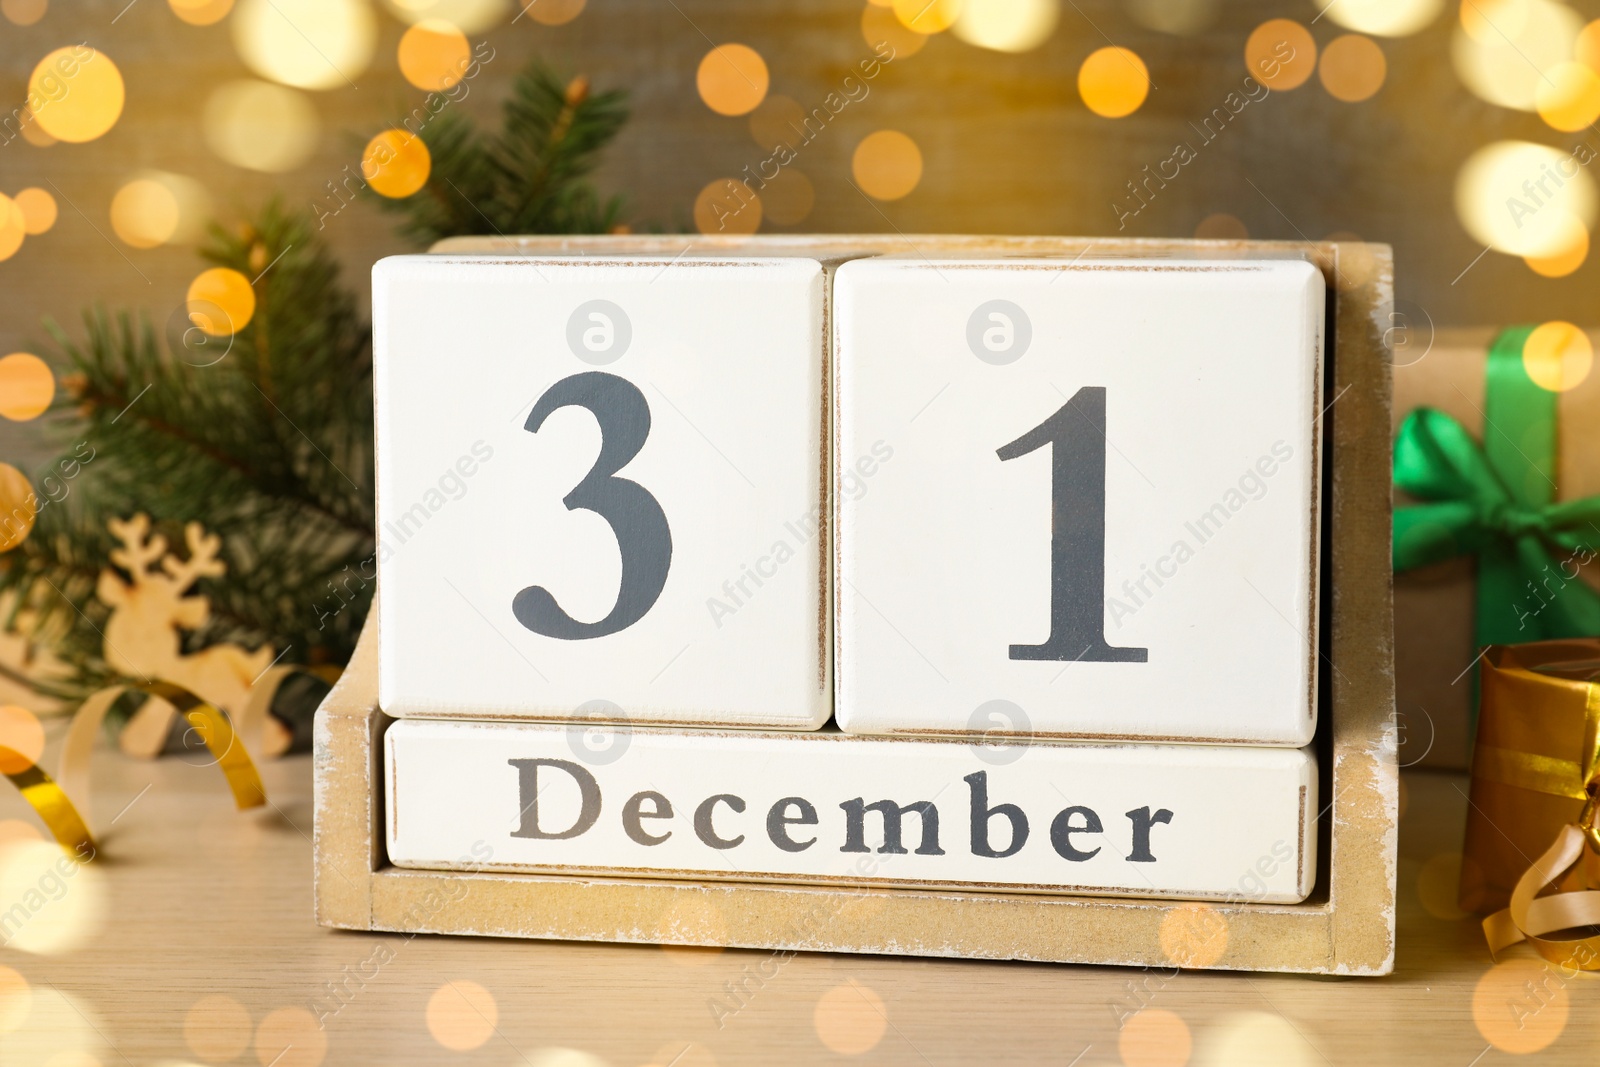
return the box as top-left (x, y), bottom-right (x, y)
top-left (997, 386), bottom-right (1147, 663)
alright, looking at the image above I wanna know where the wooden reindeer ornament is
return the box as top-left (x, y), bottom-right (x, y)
top-left (96, 515), bottom-right (288, 757)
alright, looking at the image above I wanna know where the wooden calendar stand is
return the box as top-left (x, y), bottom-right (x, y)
top-left (314, 236), bottom-right (1397, 974)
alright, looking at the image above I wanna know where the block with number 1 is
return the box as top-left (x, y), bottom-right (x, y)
top-left (374, 255), bottom-right (831, 728)
top-left (834, 256), bottom-right (1325, 744)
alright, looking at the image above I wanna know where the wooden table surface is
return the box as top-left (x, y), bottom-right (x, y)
top-left (1, 752), bottom-right (1593, 1066)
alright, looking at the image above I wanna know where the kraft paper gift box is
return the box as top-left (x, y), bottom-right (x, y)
top-left (1391, 326), bottom-right (1600, 770)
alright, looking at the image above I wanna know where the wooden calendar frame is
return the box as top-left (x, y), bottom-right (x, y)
top-left (314, 235), bottom-right (1397, 975)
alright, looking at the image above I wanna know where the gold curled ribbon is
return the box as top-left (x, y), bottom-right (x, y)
top-left (118, 665), bottom-right (341, 760)
top-left (0, 746), bottom-right (96, 854)
top-left (1485, 793), bottom-right (1600, 971)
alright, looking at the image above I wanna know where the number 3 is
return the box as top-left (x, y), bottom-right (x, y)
top-left (513, 372), bottom-right (672, 640)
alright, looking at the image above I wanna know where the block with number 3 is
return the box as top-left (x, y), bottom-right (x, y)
top-left (834, 256), bottom-right (1325, 744)
top-left (374, 255), bottom-right (831, 728)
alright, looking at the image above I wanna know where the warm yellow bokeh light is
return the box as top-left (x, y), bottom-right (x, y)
top-left (1079, 46), bottom-right (1151, 118)
top-left (1523, 321), bottom-right (1593, 392)
top-left (0, 840), bottom-right (105, 954)
top-left (1120, 1008), bottom-right (1192, 1067)
top-left (110, 179), bottom-right (179, 249)
top-left (1455, 141), bottom-right (1598, 258)
top-left (1246, 19), bottom-right (1317, 89)
top-left (2, 0), bottom-right (46, 25)
top-left (383, 0), bottom-right (506, 33)
top-left (13, 188), bottom-right (56, 235)
top-left (760, 168), bottom-right (815, 226)
top-left (0, 705), bottom-right (44, 774)
top-left (1159, 902), bottom-right (1228, 966)
top-left (0, 465), bottom-right (36, 553)
top-left (1319, 0), bottom-right (1441, 37)
top-left (0, 820), bottom-right (43, 848)
top-left (852, 129), bottom-right (924, 199)
top-left (694, 178), bottom-right (762, 235)
top-left (1319, 34), bottom-right (1387, 101)
top-left (0, 196), bottom-right (24, 262)
top-left (398, 19), bottom-right (471, 91)
top-left (0, 964), bottom-right (30, 1033)
top-left (1461, 0), bottom-right (1529, 44)
top-left (863, 3), bottom-right (928, 57)
top-left (363, 129), bottom-right (432, 198)
top-left (203, 80), bottom-right (320, 173)
top-left (1198, 1012), bottom-right (1316, 1067)
top-left (426, 980), bottom-right (497, 1051)
top-left (0, 353), bottom-right (55, 422)
top-left (1473, 959), bottom-right (1569, 1053)
top-left (894, 0), bottom-right (962, 33)
top-left (0, 988), bottom-right (104, 1063)
top-left (522, 0), bottom-right (585, 25)
top-left (1415, 851), bottom-right (1469, 919)
top-left (697, 44), bottom-right (769, 117)
top-left (187, 268), bottom-right (257, 337)
top-left (1195, 212), bottom-right (1248, 239)
top-left (233, 0), bottom-right (376, 91)
top-left (169, 0), bottom-right (234, 24)
top-left (813, 980), bottom-right (887, 1056)
top-left (1127, 0), bottom-right (1216, 35)
top-left (1453, 0), bottom-right (1580, 112)
top-left (28, 47), bottom-right (125, 143)
top-left (254, 1006), bottom-right (327, 1067)
top-left (1579, 20), bottom-right (1600, 72)
top-left (1524, 220), bottom-right (1588, 277)
top-left (953, 0), bottom-right (1059, 53)
top-left (1536, 61), bottom-right (1600, 131)
top-left (184, 994), bottom-right (252, 1062)
top-left (748, 94), bottom-right (806, 153)
top-left (18, 108), bottom-right (56, 147)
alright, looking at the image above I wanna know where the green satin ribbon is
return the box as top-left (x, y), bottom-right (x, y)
top-left (1393, 326), bottom-right (1600, 651)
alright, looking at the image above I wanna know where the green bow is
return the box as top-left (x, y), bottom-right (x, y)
top-left (1393, 326), bottom-right (1600, 651)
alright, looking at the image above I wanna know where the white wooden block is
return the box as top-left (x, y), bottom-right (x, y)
top-left (374, 256), bottom-right (830, 728)
top-left (385, 718), bottom-right (1318, 902)
top-left (834, 257), bottom-right (1324, 744)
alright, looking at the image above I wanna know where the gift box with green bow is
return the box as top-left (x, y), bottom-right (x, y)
top-left (1392, 325), bottom-right (1600, 767)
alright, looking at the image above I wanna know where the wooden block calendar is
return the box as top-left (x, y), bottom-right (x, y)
top-left (316, 235), bottom-right (1398, 975)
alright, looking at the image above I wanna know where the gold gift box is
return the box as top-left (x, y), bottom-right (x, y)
top-left (1460, 638), bottom-right (1600, 914)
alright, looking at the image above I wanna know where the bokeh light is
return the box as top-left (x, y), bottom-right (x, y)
top-left (0, 705), bottom-right (44, 774)
top-left (2, 0), bottom-right (45, 24)
top-left (426, 980), bottom-right (497, 1051)
top-left (760, 168), bottom-right (815, 225)
top-left (1127, 0), bottom-right (1216, 35)
top-left (813, 980), bottom-right (887, 1055)
top-left (0, 839), bottom-right (105, 954)
top-left (953, 0), bottom-right (1059, 53)
top-left (109, 171), bottom-right (210, 249)
top-left (0, 465), bottom-right (38, 552)
top-left (694, 177), bottom-right (762, 234)
top-left (1454, 141), bottom-right (1598, 258)
top-left (1473, 959), bottom-right (1569, 1053)
top-left (0, 986), bottom-right (106, 1062)
top-left (521, 0), bottom-right (585, 25)
top-left (398, 19), bottom-right (471, 91)
top-left (1318, 34), bottom-right (1386, 102)
top-left (1158, 902), bottom-right (1228, 966)
top-left (232, 0), bottom-right (376, 91)
top-left (0, 964), bottom-right (30, 1033)
top-left (697, 44), bottom-right (770, 117)
top-left (362, 129), bottom-right (432, 198)
top-left (0, 196), bottom-right (24, 262)
top-left (188, 268), bottom-right (257, 337)
top-left (169, 0), bottom-right (235, 25)
top-left (254, 1006), bottom-right (327, 1067)
top-left (1453, 0), bottom-right (1580, 112)
top-left (1079, 46), bottom-right (1151, 118)
top-left (1525, 221), bottom-right (1588, 277)
top-left (894, 0), bottom-right (962, 33)
top-left (748, 94), bottom-right (806, 153)
top-left (0, 820), bottom-right (42, 847)
top-left (28, 47), bottom-right (125, 143)
top-left (383, 0), bottom-right (506, 33)
top-left (1196, 1012), bottom-right (1315, 1067)
top-left (852, 129), bottom-right (924, 199)
top-left (184, 995), bottom-right (252, 1062)
top-left (18, 108), bottom-right (56, 147)
top-left (13, 188), bottom-right (56, 235)
top-left (1195, 212), bottom-right (1248, 239)
top-left (203, 80), bottom-right (320, 173)
top-left (1415, 850), bottom-right (1469, 919)
top-left (863, 3), bottom-right (928, 57)
top-left (1119, 1008), bottom-right (1192, 1067)
top-left (1522, 321), bottom-right (1593, 391)
top-left (1319, 0), bottom-right (1442, 37)
top-left (0, 354), bottom-right (55, 422)
top-left (1246, 19), bottom-right (1316, 89)
top-left (1535, 61), bottom-right (1600, 131)
top-left (1579, 19), bottom-right (1600, 71)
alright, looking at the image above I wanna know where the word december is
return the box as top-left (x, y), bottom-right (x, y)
top-left (510, 758), bottom-right (1175, 863)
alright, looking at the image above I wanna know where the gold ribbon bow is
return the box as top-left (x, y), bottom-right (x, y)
top-left (1484, 790), bottom-right (1600, 971)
